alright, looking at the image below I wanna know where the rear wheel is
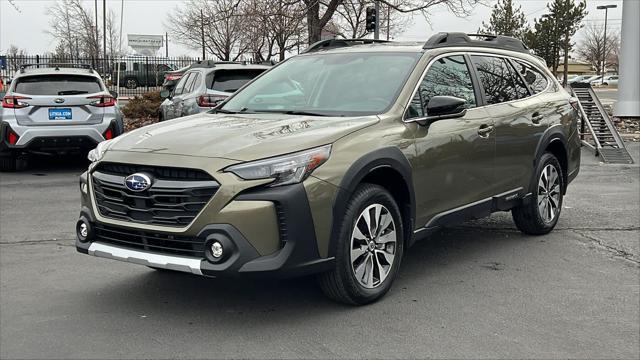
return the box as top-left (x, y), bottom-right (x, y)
top-left (318, 184), bottom-right (404, 305)
top-left (512, 152), bottom-right (564, 235)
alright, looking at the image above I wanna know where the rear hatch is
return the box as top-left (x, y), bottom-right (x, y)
top-left (200, 68), bottom-right (266, 107)
top-left (9, 74), bottom-right (108, 126)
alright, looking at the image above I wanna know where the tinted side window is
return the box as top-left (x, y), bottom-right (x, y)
top-left (471, 55), bottom-right (524, 104)
top-left (507, 61), bottom-right (530, 99)
top-left (187, 73), bottom-right (201, 93)
top-left (406, 55), bottom-right (477, 119)
top-left (173, 73), bottom-right (192, 95)
top-left (512, 60), bottom-right (549, 94)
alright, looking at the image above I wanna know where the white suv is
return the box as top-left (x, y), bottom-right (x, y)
top-left (0, 64), bottom-right (123, 171)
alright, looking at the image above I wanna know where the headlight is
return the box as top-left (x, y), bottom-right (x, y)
top-left (87, 139), bottom-right (112, 163)
top-left (225, 144), bottom-right (332, 187)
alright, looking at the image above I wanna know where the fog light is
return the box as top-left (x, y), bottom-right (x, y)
top-left (76, 217), bottom-right (93, 243)
top-left (80, 183), bottom-right (88, 194)
top-left (211, 241), bottom-right (223, 258)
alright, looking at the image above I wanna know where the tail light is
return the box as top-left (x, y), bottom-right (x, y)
top-left (569, 97), bottom-right (580, 111)
top-left (2, 96), bottom-right (31, 109)
top-left (165, 73), bottom-right (182, 81)
top-left (88, 95), bottom-right (116, 107)
top-left (198, 94), bottom-right (228, 107)
top-left (103, 128), bottom-right (114, 140)
top-left (6, 129), bottom-right (19, 145)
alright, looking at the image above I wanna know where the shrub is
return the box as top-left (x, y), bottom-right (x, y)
top-left (121, 91), bottom-right (163, 132)
top-left (121, 91), bottom-right (162, 120)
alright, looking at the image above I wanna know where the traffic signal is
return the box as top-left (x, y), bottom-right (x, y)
top-left (366, 7), bottom-right (376, 32)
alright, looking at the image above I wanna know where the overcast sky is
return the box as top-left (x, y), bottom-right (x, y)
top-left (0, 0), bottom-right (625, 58)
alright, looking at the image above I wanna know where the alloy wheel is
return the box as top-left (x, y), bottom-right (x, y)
top-left (350, 204), bottom-right (397, 289)
top-left (537, 164), bottom-right (561, 223)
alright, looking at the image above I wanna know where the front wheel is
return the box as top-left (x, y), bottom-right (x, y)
top-left (318, 184), bottom-right (404, 305)
top-left (512, 152), bottom-right (564, 235)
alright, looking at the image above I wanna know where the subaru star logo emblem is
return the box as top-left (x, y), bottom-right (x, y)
top-left (124, 173), bottom-right (152, 192)
top-left (54, 98), bottom-right (65, 104)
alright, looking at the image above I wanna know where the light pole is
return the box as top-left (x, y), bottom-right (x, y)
top-left (597, 4), bottom-right (617, 84)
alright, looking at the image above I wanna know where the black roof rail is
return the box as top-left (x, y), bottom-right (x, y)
top-left (190, 60), bottom-right (248, 68)
top-left (19, 63), bottom-right (93, 73)
top-left (423, 32), bottom-right (529, 53)
top-left (302, 38), bottom-right (390, 53)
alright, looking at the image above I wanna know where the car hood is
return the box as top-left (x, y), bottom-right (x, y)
top-left (107, 112), bottom-right (378, 161)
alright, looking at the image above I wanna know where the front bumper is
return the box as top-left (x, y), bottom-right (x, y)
top-left (76, 182), bottom-right (336, 278)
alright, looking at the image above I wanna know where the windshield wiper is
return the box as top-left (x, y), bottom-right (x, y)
top-left (214, 107), bottom-right (252, 114)
top-left (254, 109), bottom-right (329, 117)
top-left (58, 90), bottom-right (88, 95)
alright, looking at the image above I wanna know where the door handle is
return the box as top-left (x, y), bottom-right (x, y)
top-left (478, 124), bottom-right (494, 137)
top-left (532, 112), bottom-right (544, 124)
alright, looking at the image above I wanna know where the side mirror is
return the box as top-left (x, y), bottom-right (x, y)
top-left (424, 96), bottom-right (467, 123)
top-left (160, 90), bottom-right (171, 99)
top-left (109, 90), bottom-right (118, 99)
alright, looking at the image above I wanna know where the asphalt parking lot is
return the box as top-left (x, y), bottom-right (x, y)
top-left (1, 144), bottom-right (639, 359)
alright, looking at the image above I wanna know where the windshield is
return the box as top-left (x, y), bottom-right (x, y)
top-left (13, 75), bottom-right (102, 95)
top-left (221, 52), bottom-right (421, 116)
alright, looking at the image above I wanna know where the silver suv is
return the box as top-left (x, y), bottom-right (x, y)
top-left (159, 63), bottom-right (269, 121)
top-left (0, 64), bottom-right (123, 171)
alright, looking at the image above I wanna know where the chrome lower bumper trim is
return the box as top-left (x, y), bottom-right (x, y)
top-left (88, 242), bottom-right (203, 275)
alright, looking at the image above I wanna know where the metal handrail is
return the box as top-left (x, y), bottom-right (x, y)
top-left (572, 88), bottom-right (602, 151)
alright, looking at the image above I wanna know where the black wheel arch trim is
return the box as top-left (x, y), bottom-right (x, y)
top-left (328, 146), bottom-right (416, 257)
top-left (532, 125), bottom-right (568, 193)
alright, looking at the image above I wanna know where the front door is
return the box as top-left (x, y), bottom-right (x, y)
top-left (408, 54), bottom-right (496, 227)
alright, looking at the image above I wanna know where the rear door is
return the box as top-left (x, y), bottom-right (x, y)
top-left (10, 74), bottom-right (106, 126)
top-left (470, 55), bottom-right (549, 193)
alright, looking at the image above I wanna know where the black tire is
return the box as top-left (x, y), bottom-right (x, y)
top-left (512, 152), bottom-right (564, 235)
top-left (0, 154), bottom-right (16, 172)
top-left (125, 78), bottom-right (138, 89)
top-left (0, 153), bottom-right (27, 172)
top-left (318, 184), bottom-right (404, 305)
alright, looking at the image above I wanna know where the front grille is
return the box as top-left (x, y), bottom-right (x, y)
top-left (94, 224), bottom-right (205, 258)
top-left (92, 164), bottom-right (219, 226)
top-left (95, 162), bottom-right (213, 181)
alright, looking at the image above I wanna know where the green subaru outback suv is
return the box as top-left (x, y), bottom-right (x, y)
top-left (76, 33), bottom-right (580, 305)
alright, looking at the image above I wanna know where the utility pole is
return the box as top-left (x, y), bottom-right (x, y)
top-left (200, 9), bottom-right (206, 60)
top-left (386, 3), bottom-right (390, 41)
top-left (103, 0), bottom-right (107, 61)
top-left (374, 0), bottom-right (380, 40)
top-left (95, 0), bottom-right (99, 56)
top-left (165, 32), bottom-right (169, 57)
top-left (597, 4), bottom-right (617, 84)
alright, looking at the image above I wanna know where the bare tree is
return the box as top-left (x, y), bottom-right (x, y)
top-left (166, 0), bottom-right (248, 61)
top-left (332, 0), bottom-right (412, 39)
top-left (106, 9), bottom-right (123, 59)
top-left (47, 0), bottom-right (101, 59)
top-left (6, 45), bottom-right (27, 71)
top-left (576, 22), bottom-right (620, 75)
top-left (305, 0), bottom-right (482, 44)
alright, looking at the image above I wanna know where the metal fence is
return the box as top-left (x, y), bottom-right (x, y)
top-left (0, 55), bottom-right (200, 98)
